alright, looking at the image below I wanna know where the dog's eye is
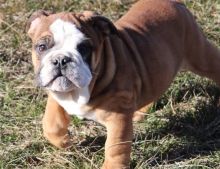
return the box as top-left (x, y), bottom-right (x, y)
top-left (77, 41), bottom-right (93, 62)
top-left (35, 36), bottom-right (54, 54)
top-left (37, 44), bottom-right (48, 53)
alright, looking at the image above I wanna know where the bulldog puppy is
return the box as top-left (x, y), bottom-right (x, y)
top-left (26, 0), bottom-right (220, 168)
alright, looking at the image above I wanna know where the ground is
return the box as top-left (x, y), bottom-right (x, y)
top-left (1, 0), bottom-right (220, 168)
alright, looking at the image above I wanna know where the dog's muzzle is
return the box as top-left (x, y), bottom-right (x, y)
top-left (37, 52), bottom-right (92, 92)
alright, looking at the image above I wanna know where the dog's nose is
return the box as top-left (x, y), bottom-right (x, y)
top-left (52, 56), bottom-right (71, 68)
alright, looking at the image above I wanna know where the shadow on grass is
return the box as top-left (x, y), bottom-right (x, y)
top-left (132, 84), bottom-right (220, 167)
top-left (77, 135), bottom-right (106, 152)
top-left (159, 99), bottom-right (220, 164)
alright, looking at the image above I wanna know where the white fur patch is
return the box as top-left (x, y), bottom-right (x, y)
top-left (77, 87), bottom-right (91, 104)
top-left (50, 19), bottom-right (85, 51)
top-left (51, 87), bottom-right (96, 121)
top-left (42, 19), bottom-right (86, 65)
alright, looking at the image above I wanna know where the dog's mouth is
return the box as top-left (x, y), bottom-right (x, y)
top-left (43, 72), bottom-right (67, 87)
top-left (43, 74), bottom-right (76, 92)
top-left (39, 68), bottom-right (92, 93)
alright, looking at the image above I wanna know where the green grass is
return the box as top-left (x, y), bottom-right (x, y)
top-left (1, 0), bottom-right (220, 168)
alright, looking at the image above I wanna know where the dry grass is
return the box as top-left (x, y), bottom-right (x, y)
top-left (1, 0), bottom-right (220, 168)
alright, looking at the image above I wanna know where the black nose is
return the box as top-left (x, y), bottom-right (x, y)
top-left (52, 56), bottom-right (71, 68)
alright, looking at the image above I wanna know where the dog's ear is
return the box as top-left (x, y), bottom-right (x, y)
top-left (26, 10), bottom-right (53, 36)
top-left (92, 15), bottom-right (117, 35)
top-left (82, 11), bottom-right (117, 35)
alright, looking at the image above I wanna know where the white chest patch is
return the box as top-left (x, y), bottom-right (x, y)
top-left (51, 87), bottom-right (97, 121)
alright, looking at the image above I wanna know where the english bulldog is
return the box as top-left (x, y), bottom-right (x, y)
top-left (26, 0), bottom-right (220, 168)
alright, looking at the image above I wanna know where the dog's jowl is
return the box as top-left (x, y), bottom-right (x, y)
top-left (26, 0), bottom-right (220, 168)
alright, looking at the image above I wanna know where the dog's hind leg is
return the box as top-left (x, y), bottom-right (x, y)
top-left (182, 9), bottom-right (220, 85)
top-left (185, 35), bottom-right (220, 85)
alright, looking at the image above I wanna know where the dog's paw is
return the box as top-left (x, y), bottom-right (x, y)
top-left (59, 133), bottom-right (72, 148)
top-left (44, 131), bottom-right (72, 149)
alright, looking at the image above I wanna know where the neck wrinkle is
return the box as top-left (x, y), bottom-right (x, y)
top-left (90, 36), bottom-right (117, 99)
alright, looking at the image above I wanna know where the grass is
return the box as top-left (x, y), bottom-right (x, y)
top-left (1, 0), bottom-right (220, 168)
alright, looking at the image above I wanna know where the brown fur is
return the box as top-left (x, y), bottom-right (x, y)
top-left (27, 0), bottom-right (220, 168)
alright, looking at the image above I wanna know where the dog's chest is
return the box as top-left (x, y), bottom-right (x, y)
top-left (59, 100), bottom-right (96, 120)
top-left (51, 91), bottom-right (97, 121)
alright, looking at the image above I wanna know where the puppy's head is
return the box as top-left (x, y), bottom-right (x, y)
top-left (26, 10), bottom-right (116, 95)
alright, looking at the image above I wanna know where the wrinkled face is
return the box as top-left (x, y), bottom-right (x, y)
top-left (27, 11), bottom-right (116, 94)
top-left (30, 18), bottom-right (93, 93)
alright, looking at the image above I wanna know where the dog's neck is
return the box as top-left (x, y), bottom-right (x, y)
top-left (51, 87), bottom-right (90, 105)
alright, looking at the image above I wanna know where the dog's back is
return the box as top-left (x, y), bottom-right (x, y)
top-left (115, 0), bottom-right (220, 107)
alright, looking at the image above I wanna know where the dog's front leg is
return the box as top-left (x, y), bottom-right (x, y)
top-left (42, 94), bottom-right (71, 148)
top-left (102, 112), bottom-right (133, 169)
